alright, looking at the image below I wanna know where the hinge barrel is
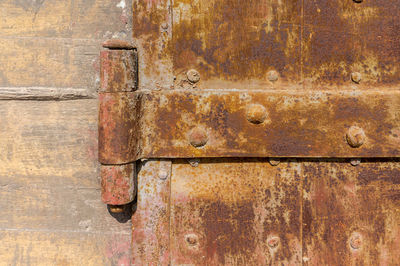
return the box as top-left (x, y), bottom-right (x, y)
top-left (98, 40), bottom-right (138, 207)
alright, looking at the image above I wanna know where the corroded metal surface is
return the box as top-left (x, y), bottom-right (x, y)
top-left (100, 49), bottom-right (137, 93)
top-left (132, 160), bottom-right (171, 265)
top-left (98, 92), bottom-right (141, 164)
top-left (172, 0), bottom-right (301, 89)
top-left (170, 159), bottom-right (302, 265)
top-left (302, 161), bottom-right (400, 265)
top-left (101, 163), bottom-right (135, 205)
top-left (130, 0), bottom-right (400, 264)
top-left (124, 89), bottom-right (399, 159)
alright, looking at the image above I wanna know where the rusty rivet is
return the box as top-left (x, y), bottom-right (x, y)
top-left (346, 126), bottom-right (366, 148)
top-left (267, 236), bottom-right (280, 248)
top-left (102, 39), bottom-right (134, 50)
top-left (267, 70), bottom-right (279, 82)
top-left (185, 233), bottom-right (199, 247)
top-left (189, 127), bottom-right (208, 148)
top-left (351, 72), bottom-right (362, 84)
top-left (161, 22), bottom-right (169, 30)
top-left (187, 69), bottom-right (200, 83)
top-left (246, 104), bottom-right (267, 124)
top-left (108, 204), bottom-right (125, 213)
top-left (269, 158), bottom-right (281, 166)
top-left (350, 233), bottom-right (362, 250)
top-left (350, 158), bottom-right (361, 166)
top-left (158, 170), bottom-right (169, 180)
top-left (188, 158), bottom-right (200, 167)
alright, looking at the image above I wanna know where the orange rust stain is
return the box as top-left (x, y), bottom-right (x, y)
top-left (172, 0), bottom-right (302, 84)
top-left (171, 159), bottom-right (302, 265)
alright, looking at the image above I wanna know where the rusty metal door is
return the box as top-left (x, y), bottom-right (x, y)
top-left (99, 0), bottom-right (400, 264)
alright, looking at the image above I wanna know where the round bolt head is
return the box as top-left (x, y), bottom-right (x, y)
top-left (158, 170), bottom-right (169, 180)
top-left (267, 70), bottom-right (279, 82)
top-left (161, 22), bottom-right (169, 30)
top-left (246, 104), bottom-right (267, 124)
top-left (267, 236), bottom-right (280, 248)
top-left (186, 69), bottom-right (200, 83)
top-left (108, 204), bottom-right (125, 213)
top-left (185, 233), bottom-right (199, 246)
top-left (269, 158), bottom-right (281, 166)
top-left (189, 127), bottom-right (208, 148)
top-left (350, 158), bottom-right (361, 166)
top-left (350, 233), bottom-right (362, 250)
top-left (188, 158), bottom-right (200, 167)
top-left (351, 72), bottom-right (362, 84)
top-left (346, 126), bottom-right (366, 148)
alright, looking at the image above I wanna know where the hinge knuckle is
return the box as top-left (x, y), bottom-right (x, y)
top-left (98, 40), bottom-right (138, 206)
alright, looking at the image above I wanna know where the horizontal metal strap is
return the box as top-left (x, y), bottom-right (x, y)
top-left (99, 89), bottom-right (400, 164)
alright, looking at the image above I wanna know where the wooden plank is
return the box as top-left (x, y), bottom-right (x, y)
top-left (0, 231), bottom-right (130, 265)
top-left (0, 99), bottom-right (132, 264)
top-left (0, 38), bottom-right (101, 89)
top-left (0, 174), bottom-right (132, 233)
top-left (0, 87), bottom-right (94, 100)
top-left (0, 0), bottom-right (131, 39)
top-left (0, 99), bottom-right (97, 177)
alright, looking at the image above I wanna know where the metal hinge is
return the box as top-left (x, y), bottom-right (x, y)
top-left (98, 40), bottom-right (400, 211)
top-left (99, 39), bottom-right (138, 213)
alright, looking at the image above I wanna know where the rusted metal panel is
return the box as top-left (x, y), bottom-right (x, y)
top-left (172, 0), bottom-right (302, 90)
top-left (302, 161), bottom-right (400, 265)
top-left (132, 160), bottom-right (171, 265)
top-left (132, 0), bottom-right (173, 90)
top-left (303, 0), bottom-right (400, 87)
top-left (126, 89), bottom-right (399, 159)
top-left (101, 163), bottom-right (135, 205)
top-left (170, 159), bottom-right (302, 265)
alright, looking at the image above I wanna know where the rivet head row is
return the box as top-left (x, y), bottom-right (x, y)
top-left (346, 126), bottom-right (366, 148)
top-left (187, 69), bottom-right (200, 83)
top-left (189, 127), bottom-right (208, 148)
top-left (246, 104), bottom-right (267, 124)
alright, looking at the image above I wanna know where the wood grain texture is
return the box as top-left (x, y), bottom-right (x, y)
top-left (0, 0), bottom-right (131, 39)
top-left (0, 100), bottom-right (132, 264)
top-left (0, 87), bottom-right (95, 100)
top-left (0, 0), bottom-right (134, 264)
top-left (0, 100), bottom-right (98, 177)
top-left (0, 231), bottom-right (130, 265)
top-left (0, 0), bottom-right (132, 93)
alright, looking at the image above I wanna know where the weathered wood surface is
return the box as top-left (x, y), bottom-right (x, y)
top-left (0, 100), bottom-right (132, 264)
top-left (0, 87), bottom-right (94, 100)
top-left (0, 0), bottom-right (133, 264)
top-left (0, 0), bottom-right (132, 94)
